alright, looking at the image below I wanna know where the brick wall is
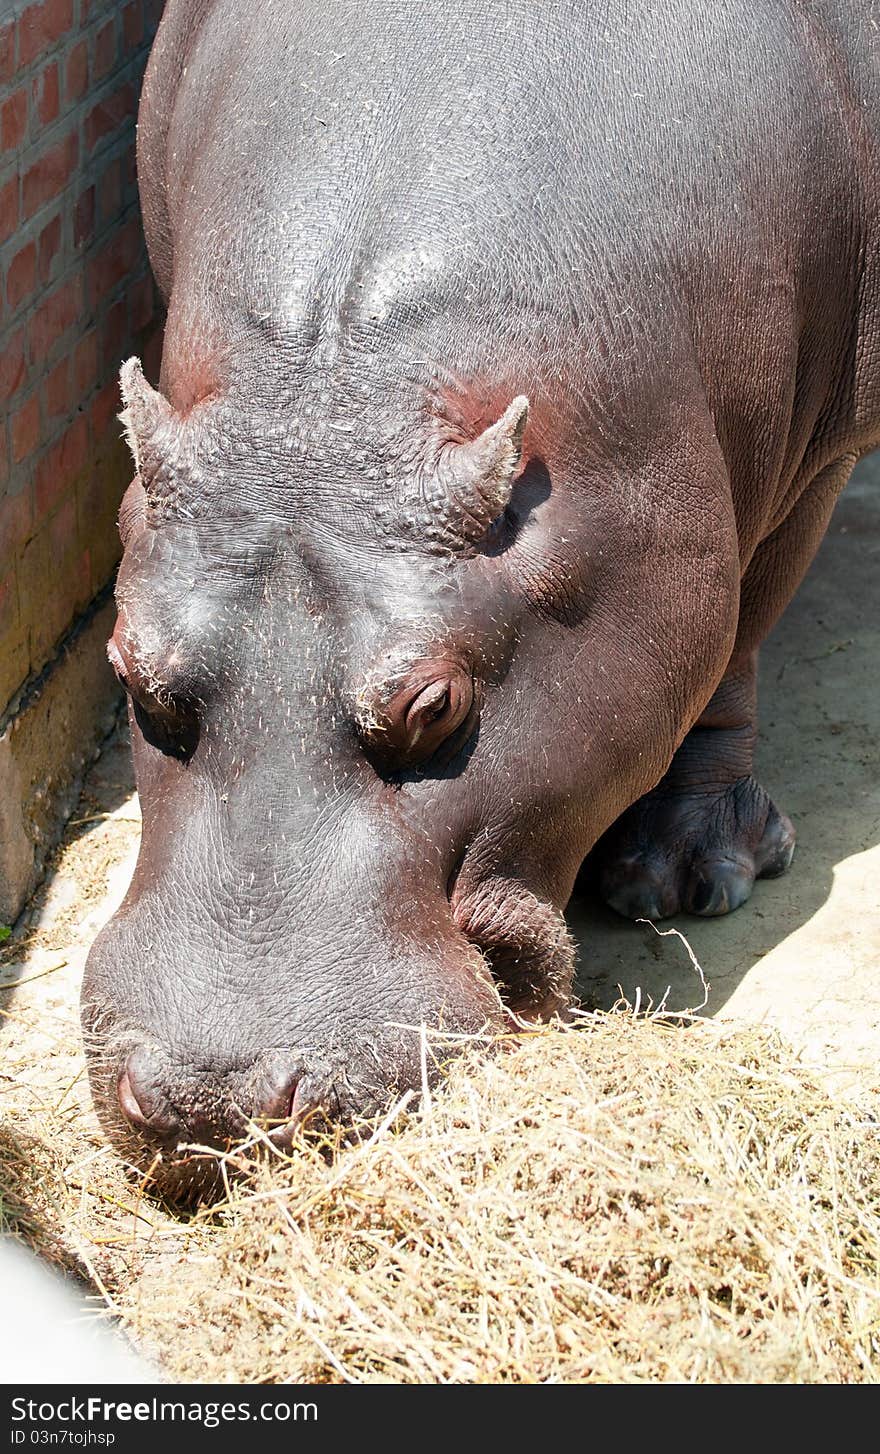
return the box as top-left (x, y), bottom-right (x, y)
top-left (0, 0), bottom-right (164, 920)
top-left (0, 0), bottom-right (163, 718)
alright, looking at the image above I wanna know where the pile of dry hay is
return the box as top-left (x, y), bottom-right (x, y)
top-left (6, 1011), bottom-right (876, 1384)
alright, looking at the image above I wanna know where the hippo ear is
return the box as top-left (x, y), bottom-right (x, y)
top-left (439, 396), bottom-right (529, 544)
top-left (118, 356), bottom-right (179, 479)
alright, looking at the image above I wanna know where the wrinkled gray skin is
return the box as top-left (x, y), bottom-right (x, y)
top-left (82, 0), bottom-right (879, 1199)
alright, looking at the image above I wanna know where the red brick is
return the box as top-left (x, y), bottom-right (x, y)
top-left (87, 214), bottom-right (142, 303)
top-left (11, 395), bottom-right (40, 463)
top-left (0, 487), bottom-right (34, 557)
top-left (34, 412), bottom-right (88, 516)
top-left (73, 329), bottom-right (98, 396)
top-left (0, 22), bottom-right (15, 87)
top-left (142, 324), bottom-right (163, 383)
top-left (102, 295), bottom-right (127, 367)
top-left (30, 274), bottom-right (82, 358)
top-left (91, 377), bottom-right (120, 439)
top-left (32, 61), bottom-right (60, 130)
top-left (37, 211), bottom-right (62, 285)
top-left (76, 545), bottom-right (92, 606)
top-left (0, 572), bottom-right (17, 637)
top-left (99, 155), bottom-right (121, 222)
top-left (22, 131), bottom-right (78, 219)
top-left (0, 327), bottom-right (27, 402)
top-left (0, 173), bottom-right (18, 244)
top-left (21, 527), bottom-right (56, 664)
top-left (32, 449), bottom-right (61, 519)
top-left (76, 462), bottom-right (117, 569)
top-left (84, 81), bottom-right (136, 154)
top-left (18, 0), bottom-right (75, 70)
top-left (62, 414), bottom-right (88, 482)
top-left (123, 138), bottom-right (137, 191)
top-left (64, 38), bottom-right (88, 103)
top-left (123, 2), bottom-right (144, 53)
top-left (74, 185), bottom-right (95, 247)
top-left (6, 241), bottom-right (37, 311)
top-left (71, 544), bottom-right (96, 618)
top-left (129, 270), bottom-right (154, 332)
top-left (44, 355), bottom-right (70, 417)
top-left (94, 17), bottom-right (116, 79)
top-left (49, 490), bottom-right (77, 561)
top-left (1, 90), bottom-right (28, 153)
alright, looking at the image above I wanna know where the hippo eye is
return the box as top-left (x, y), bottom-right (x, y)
top-left (359, 658), bottom-right (479, 769)
top-left (107, 631), bottom-right (199, 762)
top-left (107, 633), bottom-right (138, 694)
top-left (405, 678), bottom-right (458, 745)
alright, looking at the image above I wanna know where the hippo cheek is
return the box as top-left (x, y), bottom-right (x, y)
top-left (450, 877), bottom-right (576, 1021)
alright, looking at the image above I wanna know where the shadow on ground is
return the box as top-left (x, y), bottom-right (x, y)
top-left (0, 713), bottom-right (134, 993)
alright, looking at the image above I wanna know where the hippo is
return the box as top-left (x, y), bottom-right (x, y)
top-left (82, 0), bottom-right (879, 1196)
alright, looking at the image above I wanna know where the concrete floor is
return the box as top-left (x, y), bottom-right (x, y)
top-left (570, 452), bottom-right (879, 1094)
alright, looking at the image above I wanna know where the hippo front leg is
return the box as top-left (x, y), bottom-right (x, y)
top-left (597, 653), bottom-right (795, 920)
top-left (597, 454), bottom-right (856, 921)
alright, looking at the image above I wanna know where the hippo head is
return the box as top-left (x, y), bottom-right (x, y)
top-left (81, 356), bottom-right (708, 1199)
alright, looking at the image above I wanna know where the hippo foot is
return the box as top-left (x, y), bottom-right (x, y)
top-left (597, 774), bottom-right (796, 921)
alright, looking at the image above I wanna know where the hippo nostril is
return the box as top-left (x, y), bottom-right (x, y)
top-left (256, 1062), bottom-right (303, 1131)
top-left (117, 1066), bottom-right (145, 1124)
top-left (117, 1049), bottom-right (182, 1145)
